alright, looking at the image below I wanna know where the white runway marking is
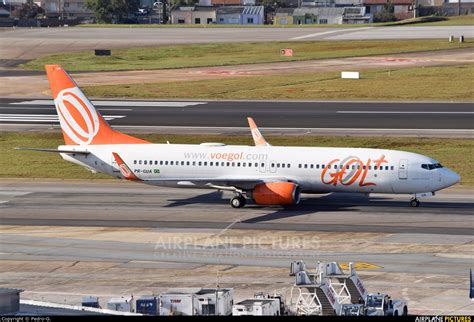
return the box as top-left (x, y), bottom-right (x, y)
top-left (0, 106), bottom-right (132, 111)
top-left (337, 111), bottom-right (474, 114)
top-left (290, 27), bottom-right (373, 40)
top-left (11, 100), bottom-right (207, 107)
top-left (0, 114), bottom-right (125, 122)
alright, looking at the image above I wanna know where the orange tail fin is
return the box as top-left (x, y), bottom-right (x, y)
top-left (45, 64), bottom-right (150, 146)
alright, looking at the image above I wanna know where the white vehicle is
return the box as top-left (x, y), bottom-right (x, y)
top-left (365, 293), bottom-right (407, 316)
top-left (233, 299), bottom-right (280, 316)
top-left (340, 304), bottom-right (365, 316)
top-left (19, 65), bottom-right (461, 209)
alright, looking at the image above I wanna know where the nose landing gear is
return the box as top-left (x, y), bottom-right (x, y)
top-left (410, 198), bottom-right (420, 207)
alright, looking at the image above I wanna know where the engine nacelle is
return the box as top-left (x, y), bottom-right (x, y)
top-left (252, 182), bottom-right (301, 206)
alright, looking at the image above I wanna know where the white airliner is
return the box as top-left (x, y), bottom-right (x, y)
top-left (18, 65), bottom-right (461, 208)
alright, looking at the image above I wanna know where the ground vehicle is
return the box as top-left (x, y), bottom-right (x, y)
top-left (340, 304), bottom-right (365, 316)
top-left (365, 293), bottom-right (407, 316)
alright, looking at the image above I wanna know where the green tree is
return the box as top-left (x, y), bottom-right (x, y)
top-left (86, 0), bottom-right (139, 23)
top-left (373, 2), bottom-right (396, 22)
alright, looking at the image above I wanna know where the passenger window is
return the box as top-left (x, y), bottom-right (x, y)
top-left (243, 163), bottom-right (246, 167)
top-left (282, 164), bottom-right (285, 168)
top-left (304, 164), bottom-right (308, 169)
top-left (385, 166), bottom-right (389, 170)
top-left (139, 160), bottom-right (142, 165)
top-left (198, 161), bottom-right (202, 166)
top-left (261, 163), bottom-right (264, 167)
top-left (227, 162), bottom-right (230, 167)
top-left (248, 163), bottom-right (252, 167)
top-left (374, 166), bottom-right (377, 170)
top-left (255, 163), bottom-right (258, 167)
top-left (368, 166), bottom-right (371, 170)
top-left (288, 164), bottom-right (291, 168)
top-left (316, 164), bottom-right (319, 169)
top-left (133, 160), bottom-right (137, 165)
top-left (181, 161), bottom-right (184, 165)
top-left (237, 162), bottom-right (240, 167)
top-left (150, 160), bottom-right (152, 165)
top-left (144, 160), bottom-right (147, 165)
top-left (204, 162), bottom-right (207, 166)
top-left (298, 164), bottom-right (302, 168)
top-left (187, 161), bottom-right (190, 166)
top-left (310, 164), bottom-right (313, 169)
top-left (171, 161), bottom-right (174, 165)
top-left (210, 162), bottom-right (213, 166)
top-left (277, 163), bottom-right (280, 168)
top-left (363, 165), bottom-right (366, 170)
top-left (192, 161), bottom-right (196, 166)
top-left (322, 164), bottom-right (325, 169)
top-left (232, 162), bottom-right (235, 167)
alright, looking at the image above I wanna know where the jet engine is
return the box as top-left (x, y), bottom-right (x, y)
top-left (251, 182), bottom-right (301, 205)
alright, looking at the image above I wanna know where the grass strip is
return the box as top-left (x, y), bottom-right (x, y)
top-left (83, 64), bottom-right (474, 101)
top-left (22, 39), bottom-right (474, 72)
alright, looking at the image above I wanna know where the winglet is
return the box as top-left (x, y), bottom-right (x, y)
top-left (247, 117), bottom-right (271, 147)
top-left (112, 152), bottom-right (140, 181)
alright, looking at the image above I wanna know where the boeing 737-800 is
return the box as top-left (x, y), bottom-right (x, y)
top-left (18, 65), bottom-right (461, 208)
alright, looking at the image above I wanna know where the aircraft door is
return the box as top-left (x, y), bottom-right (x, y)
top-left (398, 159), bottom-right (408, 180)
top-left (259, 161), bottom-right (267, 173)
top-left (269, 160), bottom-right (277, 173)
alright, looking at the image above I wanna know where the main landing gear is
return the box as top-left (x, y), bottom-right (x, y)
top-left (410, 198), bottom-right (420, 207)
top-left (230, 194), bottom-right (246, 208)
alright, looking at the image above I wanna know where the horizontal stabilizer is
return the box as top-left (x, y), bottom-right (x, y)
top-left (15, 147), bottom-right (90, 154)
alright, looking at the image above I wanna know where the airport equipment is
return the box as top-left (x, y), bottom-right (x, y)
top-left (107, 296), bottom-right (135, 313)
top-left (289, 261), bottom-right (368, 316)
top-left (232, 298), bottom-right (280, 316)
top-left (94, 49), bottom-right (111, 56)
top-left (469, 269), bottom-right (473, 300)
top-left (0, 288), bottom-right (22, 315)
top-left (159, 288), bottom-right (233, 316)
top-left (365, 293), bottom-right (407, 316)
top-left (81, 296), bottom-right (100, 308)
top-left (136, 295), bottom-right (159, 315)
top-left (254, 292), bottom-right (289, 315)
top-left (341, 71), bottom-right (360, 79)
top-left (339, 304), bottom-right (365, 316)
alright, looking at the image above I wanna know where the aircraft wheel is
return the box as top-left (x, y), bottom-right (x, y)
top-left (230, 195), bottom-right (246, 208)
top-left (410, 198), bottom-right (420, 207)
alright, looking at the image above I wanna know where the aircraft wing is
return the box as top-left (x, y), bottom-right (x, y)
top-left (147, 177), bottom-right (294, 190)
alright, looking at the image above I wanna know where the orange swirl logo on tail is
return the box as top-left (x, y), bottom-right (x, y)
top-left (55, 87), bottom-right (100, 145)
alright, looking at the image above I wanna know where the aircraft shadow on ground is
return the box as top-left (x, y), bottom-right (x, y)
top-left (164, 190), bottom-right (225, 207)
top-left (164, 191), bottom-right (474, 222)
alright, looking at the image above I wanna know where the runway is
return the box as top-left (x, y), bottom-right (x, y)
top-left (1, 26), bottom-right (472, 62)
top-left (1, 180), bottom-right (473, 235)
top-left (1, 179), bottom-right (473, 314)
top-left (1, 98), bottom-right (473, 137)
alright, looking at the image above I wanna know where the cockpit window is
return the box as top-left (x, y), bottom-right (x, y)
top-left (421, 163), bottom-right (443, 170)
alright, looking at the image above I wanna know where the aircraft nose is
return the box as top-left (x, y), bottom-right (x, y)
top-left (443, 169), bottom-right (461, 188)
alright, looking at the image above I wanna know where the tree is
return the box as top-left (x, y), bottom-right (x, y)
top-left (373, 1), bottom-right (396, 22)
top-left (86, 0), bottom-right (139, 23)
